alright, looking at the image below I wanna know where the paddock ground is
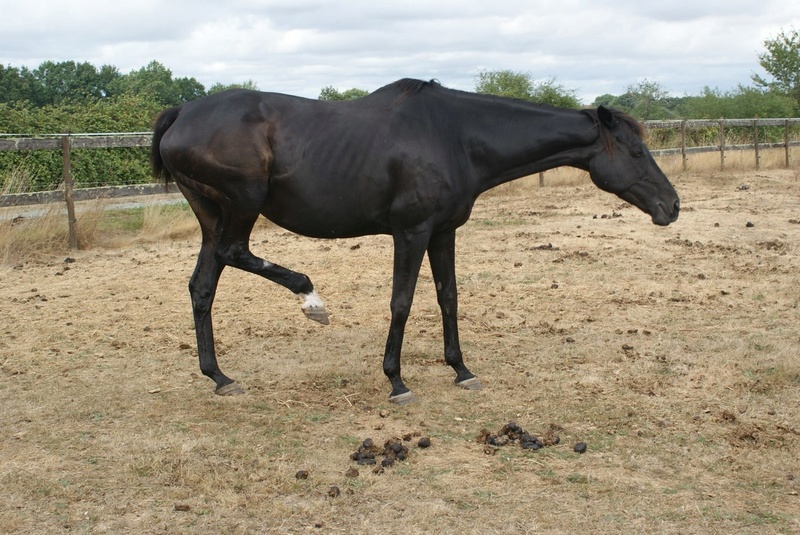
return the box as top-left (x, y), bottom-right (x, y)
top-left (1, 168), bottom-right (798, 533)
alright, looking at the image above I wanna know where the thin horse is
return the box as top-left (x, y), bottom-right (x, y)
top-left (151, 78), bottom-right (679, 404)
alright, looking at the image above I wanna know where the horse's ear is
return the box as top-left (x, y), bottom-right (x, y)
top-left (598, 105), bottom-right (616, 129)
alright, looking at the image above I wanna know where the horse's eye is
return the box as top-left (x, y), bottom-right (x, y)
top-left (631, 150), bottom-right (644, 158)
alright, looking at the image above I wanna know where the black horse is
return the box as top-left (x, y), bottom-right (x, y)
top-left (151, 78), bottom-right (679, 404)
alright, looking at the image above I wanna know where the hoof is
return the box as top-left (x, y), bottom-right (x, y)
top-left (300, 290), bottom-right (329, 325)
top-left (215, 382), bottom-right (245, 396)
top-left (303, 306), bottom-right (330, 325)
top-left (388, 391), bottom-right (419, 405)
top-left (457, 377), bottom-right (482, 391)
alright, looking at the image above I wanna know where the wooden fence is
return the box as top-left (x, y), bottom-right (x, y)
top-left (2, 119), bottom-right (800, 248)
top-left (645, 118), bottom-right (800, 171)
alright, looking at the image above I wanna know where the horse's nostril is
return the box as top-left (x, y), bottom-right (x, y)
top-left (674, 199), bottom-right (681, 212)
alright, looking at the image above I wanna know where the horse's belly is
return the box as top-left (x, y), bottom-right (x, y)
top-left (261, 197), bottom-right (391, 239)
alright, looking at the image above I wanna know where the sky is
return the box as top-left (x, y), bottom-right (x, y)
top-left (2, 1), bottom-right (800, 104)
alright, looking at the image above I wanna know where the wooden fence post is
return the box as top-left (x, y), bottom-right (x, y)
top-left (61, 132), bottom-right (78, 250)
top-left (785, 119), bottom-right (791, 168)
top-left (719, 120), bottom-right (726, 171)
top-left (680, 120), bottom-right (687, 171)
top-left (753, 119), bottom-right (760, 170)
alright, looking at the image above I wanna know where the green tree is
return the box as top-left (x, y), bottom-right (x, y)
top-left (752, 28), bottom-right (800, 105)
top-left (208, 80), bottom-right (259, 94)
top-left (528, 78), bottom-right (581, 108)
top-left (318, 86), bottom-right (369, 100)
top-left (592, 80), bottom-right (676, 120)
top-left (678, 85), bottom-right (795, 118)
top-left (474, 69), bottom-right (581, 108)
top-left (111, 60), bottom-right (205, 107)
top-left (0, 65), bottom-right (38, 104)
top-left (475, 69), bottom-right (533, 100)
top-left (30, 61), bottom-right (120, 106)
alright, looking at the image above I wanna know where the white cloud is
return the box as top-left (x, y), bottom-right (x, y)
top-left (1, 0), bottom-right (799, 103)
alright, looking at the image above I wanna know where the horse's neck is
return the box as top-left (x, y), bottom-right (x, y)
top-left (454, 99), bottom-right (598, 193)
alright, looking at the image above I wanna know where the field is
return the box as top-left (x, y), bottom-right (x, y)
top-left (1, 161), bottom-right (799, 533)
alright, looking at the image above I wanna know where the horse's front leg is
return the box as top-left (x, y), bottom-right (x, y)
top-left (427, 230), bottom-right (480, 390)
top-left (383, 231), bottom-right (428, 404)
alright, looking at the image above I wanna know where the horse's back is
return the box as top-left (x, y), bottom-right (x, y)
top-left (156, 85), bottom-right (462, 236)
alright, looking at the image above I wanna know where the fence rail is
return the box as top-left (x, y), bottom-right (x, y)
top-left (644, 118), bottom-right (800, 170)
top-left (2, 118), bottom-right (800, 249)
top-left (0, 133), bottom-right (151, 152)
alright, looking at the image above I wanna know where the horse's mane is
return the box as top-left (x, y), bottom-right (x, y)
top-left (581, 107), bottom-right (645, 154)
top-left (371, 78), bottom-right (441, 106)
top-left (393, 78), bottom-right (441, 94)
top-left (581, 108), bottom-right (645, 138)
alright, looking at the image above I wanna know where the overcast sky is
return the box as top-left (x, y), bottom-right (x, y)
top-left (2, 1), bottom-right (800, 104)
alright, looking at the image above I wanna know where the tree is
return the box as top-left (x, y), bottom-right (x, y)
top-left (678, 85), bottom-right (795, 119)
top-left (474, 69), bottom-right (581, 108)
top-left (30, 61), bottom-right (120, 106)
top-left (592, 80), bottom-right (675, 120)
top-left (528, 78), bottom-right (582, 109)
top-left (208, 80), bottom-right (259, 95)
top-left (474, 69), bottom-right (533, 100)
top-left (111, 60), bottom-right (205, 107)
top-left (752, 28), bottom-right (800, 105)
top-left (318, 86), bottom-right (369, 100)
top-left (0, 65), bottom-right (38, 104)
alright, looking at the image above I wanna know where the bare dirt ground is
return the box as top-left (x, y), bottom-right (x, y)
top-left (1, 168), bottom-right (799, 534)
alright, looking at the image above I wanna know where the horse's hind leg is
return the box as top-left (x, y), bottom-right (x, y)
top-left (213, 209), bottom-right (329, 324)
top-left (427, 230), bottom-right (480, 390)
top-left (180, 187), bottom-right (243, 395)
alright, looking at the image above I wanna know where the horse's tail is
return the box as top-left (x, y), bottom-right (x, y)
top-left (150, 106), bottom-right (182, 182)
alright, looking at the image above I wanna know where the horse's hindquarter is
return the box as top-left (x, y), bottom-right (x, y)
top-left (159, 90), bottom-right (280, 208)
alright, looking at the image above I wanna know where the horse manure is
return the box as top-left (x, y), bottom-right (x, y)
top-left (403, 431), bottom-right (422, 441)
top-left (295, 470), bottom-right (310, 480)
top-left (573, 442), bottom-right (588, 454)
top-left (345, 467), bottom-right (359, 478)
top-left (349, 433), bottom-right (425, 471)
top-left (479, 421), bottom-right (562, 453)
top-left (327, 486), bottom-right (341, 498)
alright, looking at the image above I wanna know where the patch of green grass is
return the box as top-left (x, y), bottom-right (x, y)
top-left (565, 473), bottom-right (591, 484)
top-left (98, 203), bottom-right (192, 233)
top-left (472, 489), bottom-right (495, 500)
top-left (98, 207), bottom-right (145, 232)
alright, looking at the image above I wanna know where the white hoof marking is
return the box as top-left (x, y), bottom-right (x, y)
top-left (300, 290), bottom-right (329, 325)
top-left (300, 290), bottom-right (325, 310)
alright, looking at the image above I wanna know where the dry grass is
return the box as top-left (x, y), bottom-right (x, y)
top-left (0, 166), bottom-right (36, 195)
top-left (0, 197), bottom-right (198, 264)
top-left (1, 158), bottom-right (799, 533)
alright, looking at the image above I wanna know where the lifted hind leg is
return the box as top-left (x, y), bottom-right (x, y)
top-left (228, 249), bottom-right (329, 325)
top-left (177, 181), bottom-right (329, 394)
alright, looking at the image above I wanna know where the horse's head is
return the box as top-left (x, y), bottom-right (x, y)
top-left (586, 106), bottom-right (679, 226)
